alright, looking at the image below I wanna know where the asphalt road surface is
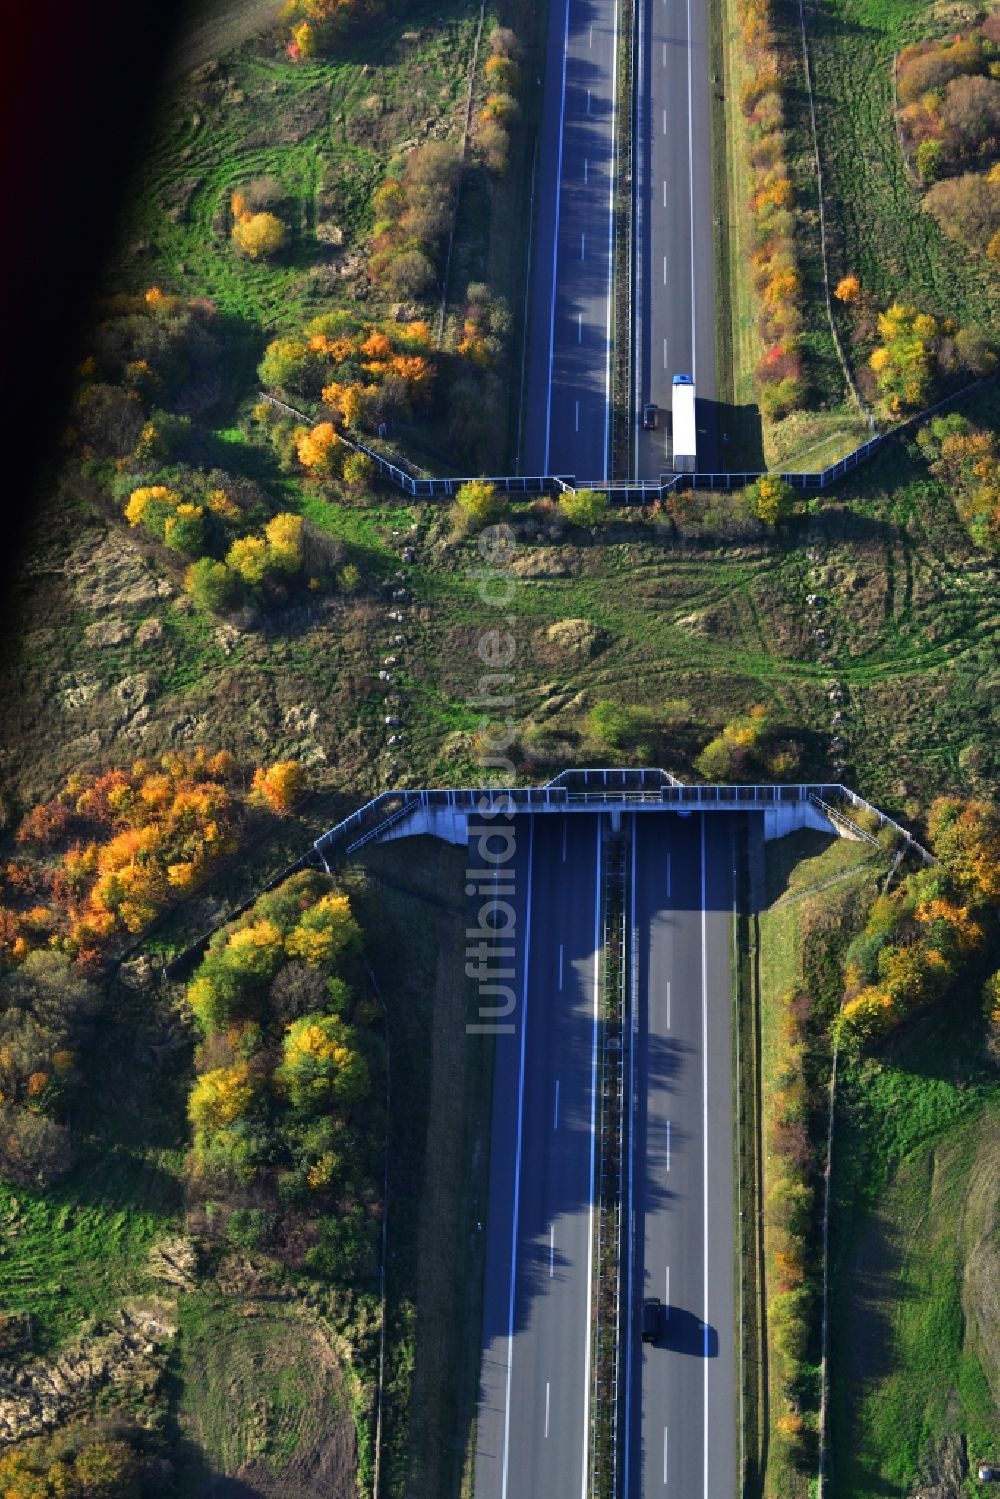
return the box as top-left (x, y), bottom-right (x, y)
top-left (624, 810), bottom-right (738, 1495)
top-left (521, 0), bottom-right (621, 482)
top-left (634, 0), bottom-right (718, 479)
top-left (474, 814), bottom-right (603, 1499)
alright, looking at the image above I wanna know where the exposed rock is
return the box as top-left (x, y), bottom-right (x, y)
top-left (543, 619), bottom-right (603, 658)
top-left (674, 610), bottom-right (711, 636)
top-left (214, 622), bottom-right (243, 656)
top-left (70, 534), bottom-right (174, 612)
top-left (136, 617), bottom-right (164, 647)
top-left (283, 703), bottom-right (321, 735)
top-left (0, 1298), bottom-right (176, 1444)
top-left (85, 617), bottom-right (131, 648)
top-left (59, 673), bottom-right (101, 712)
top-left (912, 1432), bottom-right (967, 1498)
top-left (509, 548), bottom-right (576, 579)
top-left (116, 673), bottom-right (155, 710)
top-left (148, 1237), bottom-right (199, 1292)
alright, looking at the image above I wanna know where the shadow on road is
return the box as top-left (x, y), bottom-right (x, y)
top-left (704, 399), bottom-right (765, 473)
top-left (656, 1306), bottom-right (720, 1357)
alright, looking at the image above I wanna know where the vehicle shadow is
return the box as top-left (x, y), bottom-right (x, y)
top-left (655, 1305), bottom-right (720, 1357)
top-left (702, 399), bottom-right (765, 473)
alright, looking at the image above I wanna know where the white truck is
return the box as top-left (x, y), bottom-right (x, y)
top-left (671, 374), bottom-right (697, 473)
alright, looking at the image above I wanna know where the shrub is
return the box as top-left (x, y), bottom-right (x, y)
top-left (587, 700), bottom-right (654, 750)
top-left (747, 474), bottom-right (795, 524)
top-left (868, 302), bottom-right (939, 413)
top-left (382, 247), bottom-right (436, 299)
top-left (916, 137), bottom-right (946, 182)
top-left (276, 1014), bottom-right (369, 1112)
top-left (231, 210), bottom-right (288, 260)
top-left (940, 73), bottom-right (1000, 157)
top-left (558, 487), bottom-right (609, 526)
top-left (342, 450), bottom-right (377, 488)
top-left (250, 760), bottom-right (309, 814)
top-left (452, 480), bottom-right (507, 532)
top-left (925, 169), bottom-right (1000, 249)
top-left (897, 38), bottom-right (985, 107)
top-left (185, 557), bottom-right (240, 612)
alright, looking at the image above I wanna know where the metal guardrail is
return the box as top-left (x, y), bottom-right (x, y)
top-left (808, 793), bottom-right (880, 849)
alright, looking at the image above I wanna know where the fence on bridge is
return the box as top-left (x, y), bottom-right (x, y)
top-left (262, 376), bottom-right (989, 506)
top-left (311, 772), bottom-right (936, 868)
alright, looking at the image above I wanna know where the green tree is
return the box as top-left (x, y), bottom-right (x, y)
top-left (558, 487), bottom-right (610, 527)
top-left (587, 699), bottom-right (653, 750)
top-left (185, 557), bottom-right (240, 612)
top-left (164, 503), bottom-right (207, 555)
top-left (747, 474), bottom-right (795, 525)
top-left (276, 1014), bottom-right (370, 1112)
top-left (452, 479), bottom-right (508, 532)
top-left (72, 1438), bottom-right (142, 1499)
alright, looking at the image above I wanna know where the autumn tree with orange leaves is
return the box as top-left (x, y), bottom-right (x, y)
top-left (835, 796), bottom-right (1000, 1050)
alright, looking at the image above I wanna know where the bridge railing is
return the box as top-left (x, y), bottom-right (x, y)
top-left (263, 376), bottom-right (990, 505)
top-left (310, 776), bottom-right (935, 865)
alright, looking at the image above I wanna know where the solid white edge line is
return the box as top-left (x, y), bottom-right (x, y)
top-left (545, 1381), bottom-right (551, 1439)
top-left (664, 1424), bottom-right (669, 1485)
top-left (623, 814), bottom-right (637, 1498)
top-left (701, 813), bottom-right (709, 1496)
top-left (604, 0), bottom-right (621, 481)
top-left (543, 0), bottom-right (572, 475)
top-left (687, 0), bottom-right (697, 382)
top-left (582, 815), bottom-right (603, 1498)
top-left (632, 0), bottom-right (645, 478)
top-left (501, 817), bottom-right (534, 1499)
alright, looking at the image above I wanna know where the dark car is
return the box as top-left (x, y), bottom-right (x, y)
top-left (641, 1297), bottom-right (661, 1344)
top-left (642, 403), bottom-right (658, 430)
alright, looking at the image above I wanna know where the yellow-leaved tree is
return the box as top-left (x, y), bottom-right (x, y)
top-left (232, 211), bottom-right (288, 260)
top-left (251, 760), bottom-right (309, 814)
top-left (276, 1014), bottom-right (369, 1111)
top-left (285, 891), bottom-right (361, 966)
top-left (188, 1063), bottom-right (256, 1134)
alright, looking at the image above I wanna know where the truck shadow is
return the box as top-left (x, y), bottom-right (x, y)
top-left (654, 1306), bottom-right (720, 1358)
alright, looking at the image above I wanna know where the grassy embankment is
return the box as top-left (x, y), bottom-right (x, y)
top-left (828, 986), bottom-right (1000, 1495)
top-left (715, 0), bottom-right (999, 471)
top-left (754, 829), bottom-right (1000, 1497)
top-left (349, 837), bottom-right (491, 1499)
top-left (807, 0), bottom-right (1000, 354)
top-left (754, 829), bottom-right (884, 1498)
top-left (714, 0), bottom-right (871, 469)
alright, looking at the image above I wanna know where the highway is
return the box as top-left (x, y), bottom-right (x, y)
top-left (521, 0), bottom-right (621, 482)
top-left (474, 813), bottom-right (603, 1499)
top-left (625, 810), bottom-right (738, 1495)
top-left (634, 0), bottom-right (718, 479)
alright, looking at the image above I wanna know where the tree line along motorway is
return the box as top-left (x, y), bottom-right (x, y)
top-left (521, 0), bottom-right (718, 485)
top-left (472, 808), bottom-right (743, 1497)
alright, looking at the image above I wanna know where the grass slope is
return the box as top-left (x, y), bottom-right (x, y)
top-left (829, 1000), bottom-right (1000, 1496)
top-left (808, 0), bottom-right (1000, 348)
top-left (756, 830), bottom-right (884, 1499)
